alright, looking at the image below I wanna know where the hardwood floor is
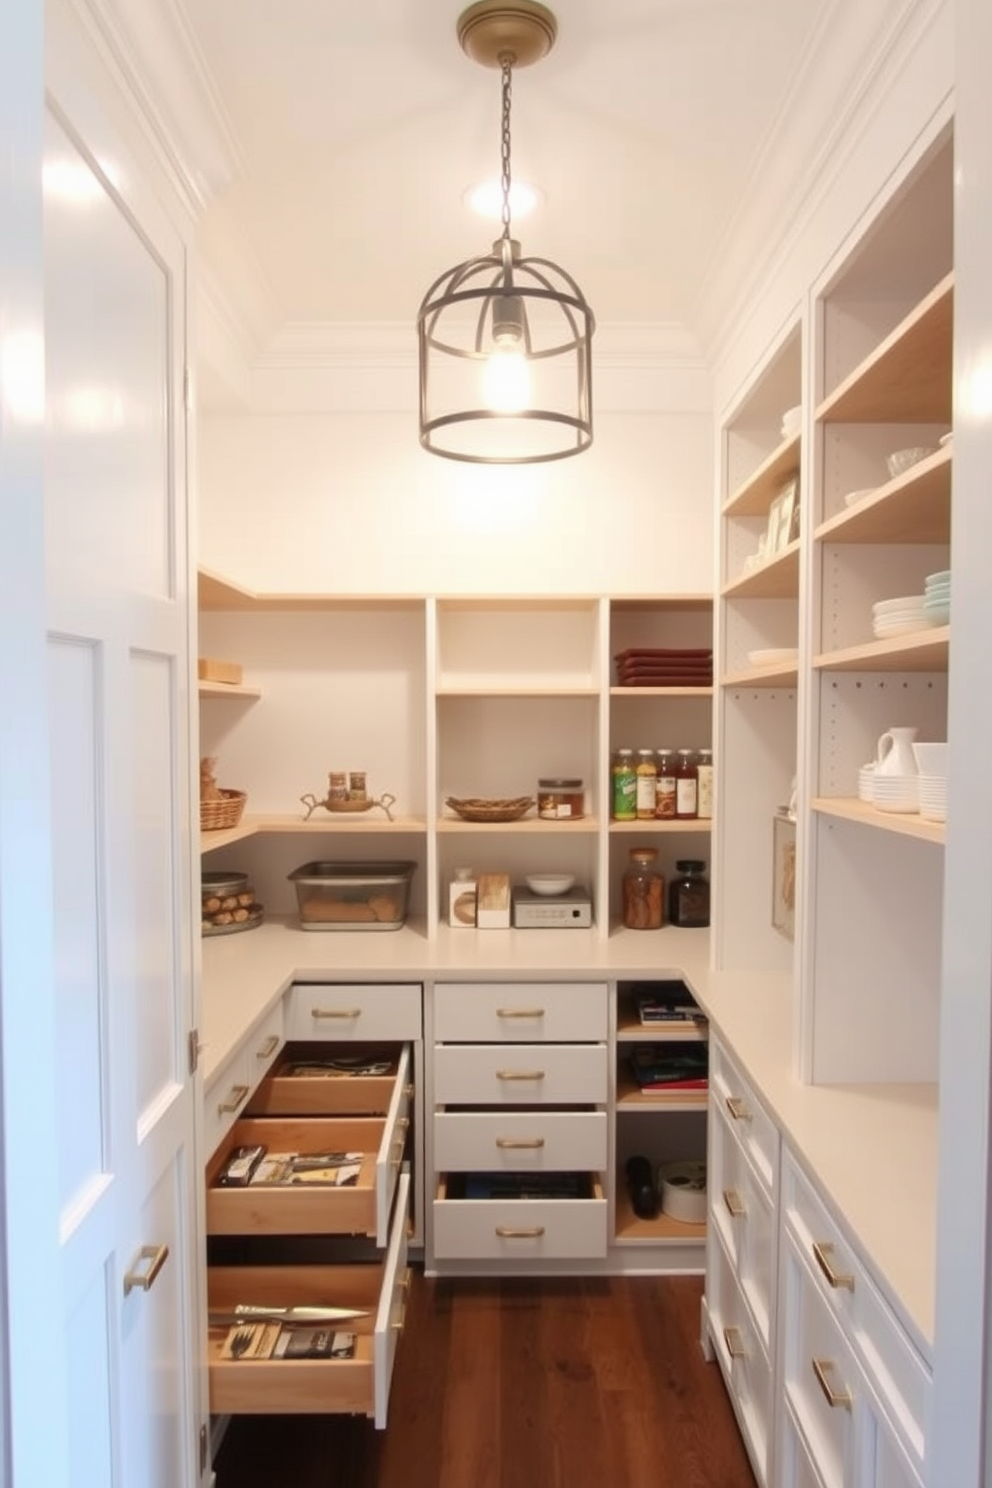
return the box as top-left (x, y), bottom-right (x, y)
top-left (213, 1272), bottom-right (757, 1488)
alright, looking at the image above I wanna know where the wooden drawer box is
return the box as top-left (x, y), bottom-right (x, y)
top-left (286, 982), bottom-right (422, 1043)
top-left (206, 1106), bottom-right (409, 1248)
top-left (433, 1043), bottom-right (608, 1106)
top-left (434, 1110), bottom-right (607, 1172)
top-left (709, 1039), bottom-right (778, 1199)
top-left (247, 1043), bottom-right (412, 1119)
top-left (432, 1173), bottom-right (607, 1261)
top-left (433, 982), bottom-right (608, 1043)
top-left (208, 1173), bottom-right (410, 1428)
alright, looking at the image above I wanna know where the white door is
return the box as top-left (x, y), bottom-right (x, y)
top-left (43, 82), bottom-right (201, 1488)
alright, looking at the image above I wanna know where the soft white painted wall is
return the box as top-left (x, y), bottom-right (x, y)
top-left (198, 401), bottom-right (713, 596)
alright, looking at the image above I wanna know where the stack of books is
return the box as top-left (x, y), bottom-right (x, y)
top-left (634, 981), bottom-right (706, 1027)
top-left (628, 1042), bottom-right (709, 1092)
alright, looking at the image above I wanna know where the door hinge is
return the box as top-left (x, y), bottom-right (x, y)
top-left (188, 1029), bottom-right (202, 1076)
top-left (199, 1423), bottom-right (208, 1475)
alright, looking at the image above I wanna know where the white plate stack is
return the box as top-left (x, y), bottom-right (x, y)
top-left (857, 762), bottom-right (876, 802)
top-left (871, 773), bottom-right (919, 813)
top-left (872, 594), bottom-right (928, 639)
top-left (913, 741), bottom-right (948, 823)
top-left (923, 570), bottom-right (950, 626)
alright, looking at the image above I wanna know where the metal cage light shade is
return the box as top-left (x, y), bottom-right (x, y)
top-left (417, 2), bottom-right (595, 465)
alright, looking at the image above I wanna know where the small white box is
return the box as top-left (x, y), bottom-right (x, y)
top-left (448, 873), bottom-right (477, 928)
top-left (476, 872), bottom-right (511, 929)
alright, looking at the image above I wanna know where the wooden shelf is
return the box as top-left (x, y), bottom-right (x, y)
top-left (610, 686), bottom-right (713, 699)
top-left (816, 272), bottom-right (954, 423)
top-left (198, 681), bottom-right (262, 700)
top-left (815, 446), bottom-right (952, 545)
top-left (721, 664), bottom-right (798, 689)
top-left (200, 813), bottom-right (428, 853)
top-left (613, 1183), bottom-right (706, 1245)
top-left (813, 797), bottom-right (945, 845)
top-left (814, 627), bottom-right (949, 673)
top-left (435, 684), bottom-right (599, 697)
top-left (616, 1008), bottom-right (708, 1043)
top-left (198, 567), bottom-right (422, 612)
top-left (722, 539), bottom-right (800, 600)
top-left (615, 1066), bottom-right (708, 1110)
top-left (609, 818), bottom-right (712, 835)
top-left (722, 432), bottom-right (801, 517)
top-left (436, 814), bottom-right (600, 834)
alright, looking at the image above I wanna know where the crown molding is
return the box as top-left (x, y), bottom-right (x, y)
top-left (68, 0), bottom-right (243, 217)
top-left (693, 0), bottom-right (950, 359)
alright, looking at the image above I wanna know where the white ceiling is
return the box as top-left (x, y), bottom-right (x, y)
top-left (177, 0), bottom-right (841, 350)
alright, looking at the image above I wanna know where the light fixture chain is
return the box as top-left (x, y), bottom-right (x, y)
top-left (499, 54), bottom-right (513, 242)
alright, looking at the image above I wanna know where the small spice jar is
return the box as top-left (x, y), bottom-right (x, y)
top-left (537, 777), bottom-right (585, 820)
top-left (668, 860), bottom-right (710, 927)
top-left (328, 771), bottom-right (348, 804)
top-left (622, 847), bottom-right (665, 930)
top-left (348, 770), bottom-right (368, 802)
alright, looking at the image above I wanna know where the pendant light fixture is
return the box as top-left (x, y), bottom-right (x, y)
top-left (417, 0), bottom-right (595, 465)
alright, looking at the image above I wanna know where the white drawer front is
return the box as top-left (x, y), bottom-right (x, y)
top-left (203, 1045), bottom-right (250, 1160)
top-left (780, 1403), bottom-right (830, 1488)
top-left (434, 1110), bottom-right (608, 1171)
top-left (433, 1179), bottom-right (607, 1260)
top-left (433, 1043), bottom-right (608, 1105)
top-left (783, 1149), bottom-right (928, 1475)
top-left (782, 1236), bottom-right (856, 1488)
top-left (287, 982), bottom-right (422, 1042)
top-left (246, 1002), bottom-right (285, 1079)
top-left (434, 982), bottom-right (608, 1042)
top-left (709, 1039), bottom-right (778, 1198)
top-left (707, 1229), bottom-right (771, 1485)
top-left (709, 1103), bottom-right (747, 1271)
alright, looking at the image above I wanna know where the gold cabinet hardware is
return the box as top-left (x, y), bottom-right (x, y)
top-left (723, 1326), bottom-right (747, 1360)
top-left (391, 1268), bottom-right (412, 1332)
top-left (218, 1084), bottom-right (249, 1115)
top-left (497, 1007), bottom-right (545, 1019)
top-left (723, 1188), bottom-right (746, 1218)
top-left (813, 1240), bottom-right (855, 1291)
top-left (311, 1007), bottom-right (362, 1020)
top-left (496, 1137), bottom-right (545, 1150)
top-left (496, 1069), bottom-right (545, 1081)
top-left (725, 1095), bottom-right (752, 1121)
top-left (123, 1243), bottom-right (169, 1296)
top-left (404, 1083), bottom-right (415, 1099)
top-left (812, 1357), bottom-right (853, 1410)
top-left (495, 1226), bottom-right (546, 1238)
top-left (255, 1034), bottom-right (279, 1058)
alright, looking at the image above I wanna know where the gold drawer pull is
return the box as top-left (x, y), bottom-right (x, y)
top-left (725, 1095), bottom-right (752, 1121)
top-left (723, 1188), bottom-right (746, 1218)
top-left (391, 1268), bottom-right (412, 1333)
top-left (496, 1226), bottom-right (546, 1239)
top-left (405, 1083), bottom-right (415, 1099)
top-left (218, 1084), bottom-right (249, 1115)
top-left (496, 1137), bottom-right (545, 1150)
top-left (311, 1007), bottom-right (362, 1020)
top-left (813, 1240), bottom-right (855, 1292)
top-left (723, 1326), bottom-right (747, 1360)
top-left (497, 1008), bottom-right (545, 1019)
top-left (812, 1357), bottom-right (853, 1411)
top-left (255, 1034), bottom-right (279, 1059)
top-left (497, 1069), bottom-right (545, 1081)
top-left (123, 1243), bottom-right (169, 1296)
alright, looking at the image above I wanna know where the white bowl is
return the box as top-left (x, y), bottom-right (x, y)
top-left (886, 445), bottom-right (939, 480)
top-left (912, 742), bottom-right (948, 775)
top-left (926, 570), bottom-right (951, 587)
top-left (872, 594), bottom-right (926, 614)
top-left (524, 873), bottom-right (576, 897)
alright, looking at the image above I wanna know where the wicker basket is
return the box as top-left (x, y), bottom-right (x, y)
top-left (200, 788), bottom-right (247, 832)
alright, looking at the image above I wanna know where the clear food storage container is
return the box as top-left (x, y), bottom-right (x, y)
top-left (287, 860), bottom-right (416, 931)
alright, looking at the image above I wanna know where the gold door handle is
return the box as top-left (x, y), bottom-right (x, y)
top-left (813, 1240), bottom-right (855, 1291)
top-left (123, 1243), bottom-right (169, 1296)
top-left (255, 1034), bottom-right (280, 1059)
top-left (391, 1268), bottom-right (412, 1333)
top-left (812, 1357), bottom-right (853, 1411)
top-left (723, 1326), bottom-right (747, 1360)
top-left (311, 1007), bottom-right (362, 1020)
top-left (496, 1137), bottom-right (545, 1150)
top-left (497, 1008), bottom-right (546, 1019)
top-left (496, 1070), bottom-right (545, 1081)
top-left (723, 1188), bottom-right (746, 1218)
top-left (495, 1226), bottom-right (546, 1239)
top-left (218, 1084), bottom-right (249, 1115)
top-left (725, 1095), bottom-right (752, 1121)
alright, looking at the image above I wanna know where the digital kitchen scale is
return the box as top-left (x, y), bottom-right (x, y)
top-left (512, 884), bottom-right (593, 929)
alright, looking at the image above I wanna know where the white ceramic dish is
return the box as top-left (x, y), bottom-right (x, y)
top-left (524, 873), bottom-right (576, 897)
top-left (886, 445), bottom-right (939, 480)
top-left (872, 594), bottom-right (926, 614)
top-left (872, 621), bottom-right (929, 639)
top-left (844, 487), bottom-right (877, 508)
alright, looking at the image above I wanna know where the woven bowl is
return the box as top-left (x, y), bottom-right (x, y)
top-left (200, 788), bottom-right (247, 831)
top-left (445, 795), bottom-right (534, 823)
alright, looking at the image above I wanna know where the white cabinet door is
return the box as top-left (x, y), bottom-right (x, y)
top-left (43, 83), bottom-right (199, 1488)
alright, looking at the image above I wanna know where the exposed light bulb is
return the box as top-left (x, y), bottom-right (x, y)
top-left (484, 344), bottom-right (531, 414)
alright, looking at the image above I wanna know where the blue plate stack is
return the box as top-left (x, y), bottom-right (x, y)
top-left (924, 569), bottom-right (950, 626)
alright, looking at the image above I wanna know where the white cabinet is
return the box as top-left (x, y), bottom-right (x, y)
top-left (202, 1000), bottom-right (285, 1161)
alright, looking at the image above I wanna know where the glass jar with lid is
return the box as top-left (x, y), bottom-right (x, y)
top-left (668, 860), bottom-right (710, 927)
top-left (622, 847), bottom-right (665, 930)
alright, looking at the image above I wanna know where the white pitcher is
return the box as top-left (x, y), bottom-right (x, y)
top-left (875, 726), bottom-right (919, 776)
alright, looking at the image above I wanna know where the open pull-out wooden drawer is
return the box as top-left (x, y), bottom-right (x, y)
top-left (207, 1075), bottom-right (411, 1247)
top-left (433, 1172), bottom-right (607, 1261)
top-left (246, 1042), bottom-right (412, 1119)
top-left (208, 1173), bottom-right (410, 1428)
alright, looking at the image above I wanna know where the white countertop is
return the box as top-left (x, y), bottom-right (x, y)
top-left (200, 916), bottom-right (936, 1357)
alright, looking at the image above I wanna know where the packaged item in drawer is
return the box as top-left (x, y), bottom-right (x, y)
top-left (285, 1152), bottom-right (363, 1186)
top-left (283, 1055), bottom-right (393, 1078)
top-left (273, 1328), bottom-right (356, 1360)
top-left (217, 1144), bottom-right (266, 1186)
